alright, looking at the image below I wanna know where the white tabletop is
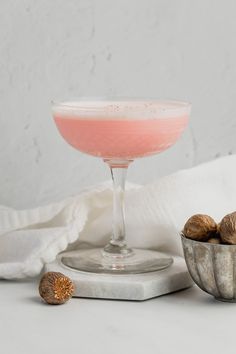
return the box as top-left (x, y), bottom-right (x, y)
top-left (0, 279), bottom-right (235, 354)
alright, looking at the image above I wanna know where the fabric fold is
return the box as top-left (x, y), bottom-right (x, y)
top-left (0, 155), bottom-right (236, 279)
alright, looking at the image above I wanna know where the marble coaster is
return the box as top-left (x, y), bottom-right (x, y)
top-left (45, 252), bottom-right (193, 301)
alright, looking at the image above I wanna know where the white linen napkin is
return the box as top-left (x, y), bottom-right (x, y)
top-left (0, 155), bottom-right (236, 279)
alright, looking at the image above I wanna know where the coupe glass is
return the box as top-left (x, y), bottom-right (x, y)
top-left (52, 98), bottom-right (191, 274)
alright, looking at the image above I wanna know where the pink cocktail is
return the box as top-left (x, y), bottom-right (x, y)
top-left (52, 99), bottom-right (191, 274)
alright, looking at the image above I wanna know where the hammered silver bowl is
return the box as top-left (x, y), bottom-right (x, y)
top-left (181, 234), bottom-right (236, 302)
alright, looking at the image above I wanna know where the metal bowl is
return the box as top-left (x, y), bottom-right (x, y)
top-left (181, 234), bottom-right (236, 302)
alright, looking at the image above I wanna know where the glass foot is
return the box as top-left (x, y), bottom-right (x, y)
top-left (61, 248), bottom-right (173, 275)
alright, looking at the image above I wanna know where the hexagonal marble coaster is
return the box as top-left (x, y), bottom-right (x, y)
top-left (45, 251), bottom-right (193, 301)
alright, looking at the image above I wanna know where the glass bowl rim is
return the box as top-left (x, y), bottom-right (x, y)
top-left (51, 96), bottom-right (191, 113)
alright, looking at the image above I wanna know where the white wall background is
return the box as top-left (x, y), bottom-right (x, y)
top-left (1, 0), bottom-right (236, 208)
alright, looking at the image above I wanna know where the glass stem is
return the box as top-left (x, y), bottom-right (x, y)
top-left (103, 160), bottom-right (133, 258)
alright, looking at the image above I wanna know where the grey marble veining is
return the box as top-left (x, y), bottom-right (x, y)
top-left (45, 253), bottom-right (192, 300)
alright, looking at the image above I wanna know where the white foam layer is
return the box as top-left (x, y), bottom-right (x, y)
top-left (52, 100), bottom-right (191, 120)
